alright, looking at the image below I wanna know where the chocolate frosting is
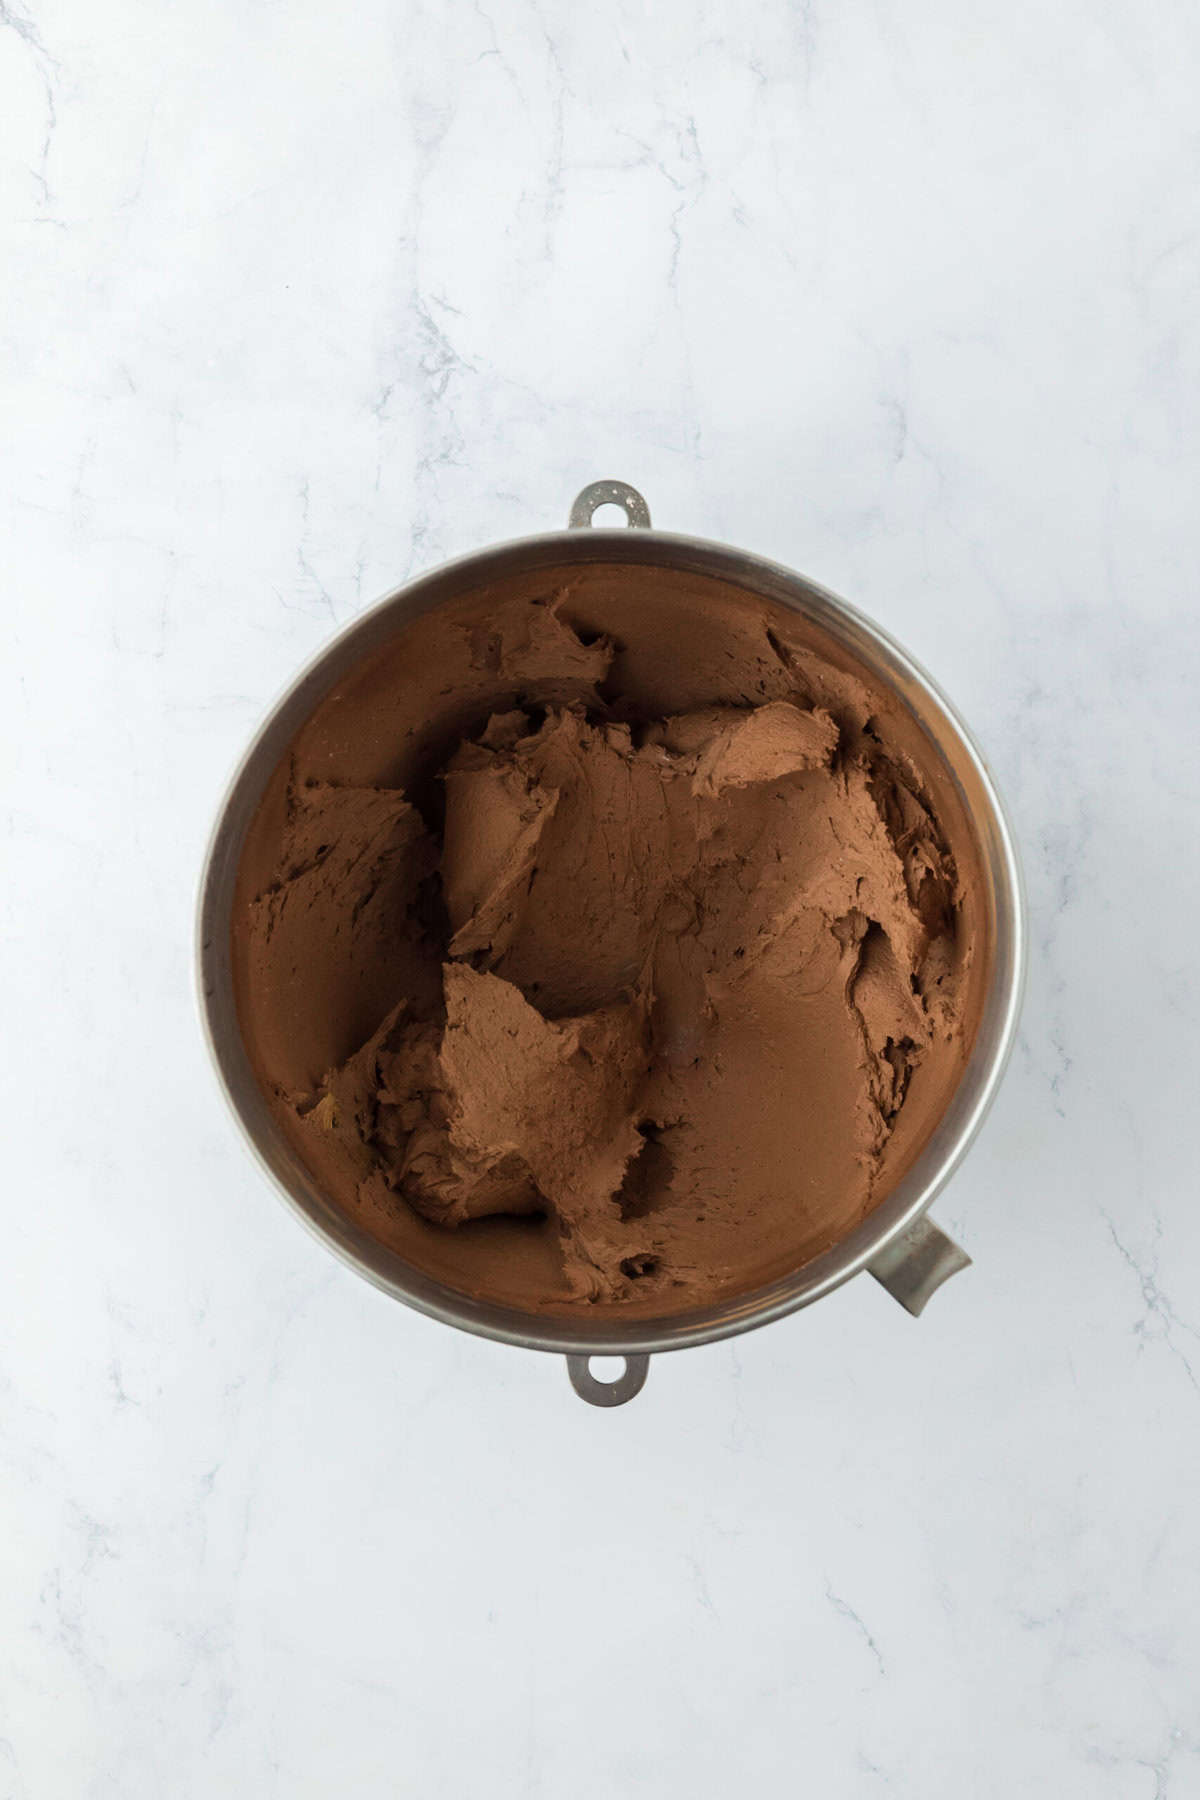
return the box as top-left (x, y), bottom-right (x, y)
top-left (233, 563), bottom-right (985, 1314)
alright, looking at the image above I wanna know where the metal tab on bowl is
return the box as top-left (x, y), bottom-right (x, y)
top-left (868, 1216), bottom-right (972, 1316)
top-left (568, 479), bottom-right (652, 530)
top-left (566, 1354), bottom-right (650, 1407)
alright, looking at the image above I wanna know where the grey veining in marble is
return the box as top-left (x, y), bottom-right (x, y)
top-left (2, 1), bottom-right (1198, 1794)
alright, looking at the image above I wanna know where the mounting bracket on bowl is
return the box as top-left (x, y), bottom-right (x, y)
top-left (566, 1354), bottom-right (650, 1407)
top-left (568, 479), bottom-right (652, 531)
top-left (868, 1215), bottom-right (971, 1316)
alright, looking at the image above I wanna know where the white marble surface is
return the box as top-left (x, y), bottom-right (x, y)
top-left (3, 0), bottom-right (1199, 1792)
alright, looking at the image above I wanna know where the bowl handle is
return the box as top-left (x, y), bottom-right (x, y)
top-left (568, 479), bottom-right (652, 530)
top-left (566, 1353), bottom-right (650, 1407)
top-left (868, 1215), bottom-right (971, 1316)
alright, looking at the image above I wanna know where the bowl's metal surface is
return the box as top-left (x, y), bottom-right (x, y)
top-left (197, 481), bottom-right (1026, 1402)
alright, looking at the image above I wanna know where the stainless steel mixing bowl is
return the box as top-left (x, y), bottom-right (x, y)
top-left (197, 480), bottom-right (1025, 1406)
